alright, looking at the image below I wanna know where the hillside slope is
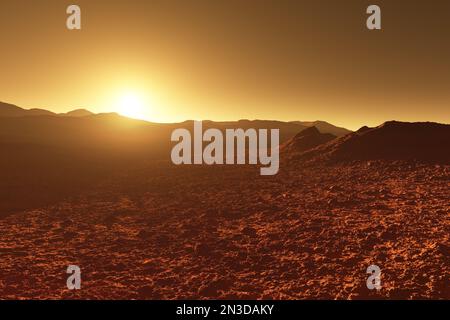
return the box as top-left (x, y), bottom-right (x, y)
top-left (295, 121), bottom-right (450, 163)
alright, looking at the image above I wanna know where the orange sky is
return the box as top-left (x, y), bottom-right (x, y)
top-left (0, 0), bottom-right (449, 130)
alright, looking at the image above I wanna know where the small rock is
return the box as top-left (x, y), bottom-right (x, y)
top-left (137, 285), bottom-right (155, 298)
top-left (241, 226), bottom-right (257, 237)
top-left (437, 243), bottom-right (449, 256)
top-left (194, 243), bottom-right (213, 257)
top-left (137, 230), bottom-right (151, 240)
top-left (198, 277), bottom-right (233, 297)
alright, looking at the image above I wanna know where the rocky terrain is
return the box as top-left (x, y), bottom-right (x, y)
top-left (0, 160), bottom-right (448, 300)
top-left (281, 126), bottom-right (336, 155)
top-left (296, 121), bottom-right (450, 163)
top-left (0, 116), bottom-right (448, 300)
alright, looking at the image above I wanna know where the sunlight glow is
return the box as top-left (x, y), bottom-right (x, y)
top-left (115, 92), bottom-right (148, 120)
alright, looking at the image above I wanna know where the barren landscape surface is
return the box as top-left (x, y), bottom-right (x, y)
top-left (0, 161), bottom-right (448, 299)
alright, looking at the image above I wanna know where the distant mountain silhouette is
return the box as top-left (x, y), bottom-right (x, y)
top-left (64, 109), bottom-right (94, 117)
top-left (0, 101), bottom-right (448, 215)
top-left (295, 121), bottom-right (450, 163)
top-left (282, 126), bottom-right (336, 155)
top-left (0, 101), bottom-right (353, 214)
top-left (0, 101), bottom-right (94, 118)
top-left (191, 119), bottom-right (309, 143)
top-left (290, 120), bottom-right (351, 137)
top-left (0, 102), bottom-right (349, 136)
top-left (0, 102), bottom-right (54, 117)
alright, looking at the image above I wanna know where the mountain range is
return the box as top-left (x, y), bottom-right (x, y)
top-left (0, 100), bottom-right (448, 214)
top-left (0, 101), bottom-right (93, 118)
top-left (288, 121), bottom-right (450, 163)
top-left (0, 101), bottom-right (351, 213)
top-left (0, 101), bottom-right (351, 137)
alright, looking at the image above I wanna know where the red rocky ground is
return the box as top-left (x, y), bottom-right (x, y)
top-left (0, 161), bottom-right (448, 299)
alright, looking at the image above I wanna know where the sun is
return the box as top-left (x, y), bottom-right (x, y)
top-left (115, 92), bottom-right (148, 120)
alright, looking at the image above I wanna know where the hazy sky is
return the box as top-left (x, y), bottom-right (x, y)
top-left (0, 0), bottom-right (449, 129)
